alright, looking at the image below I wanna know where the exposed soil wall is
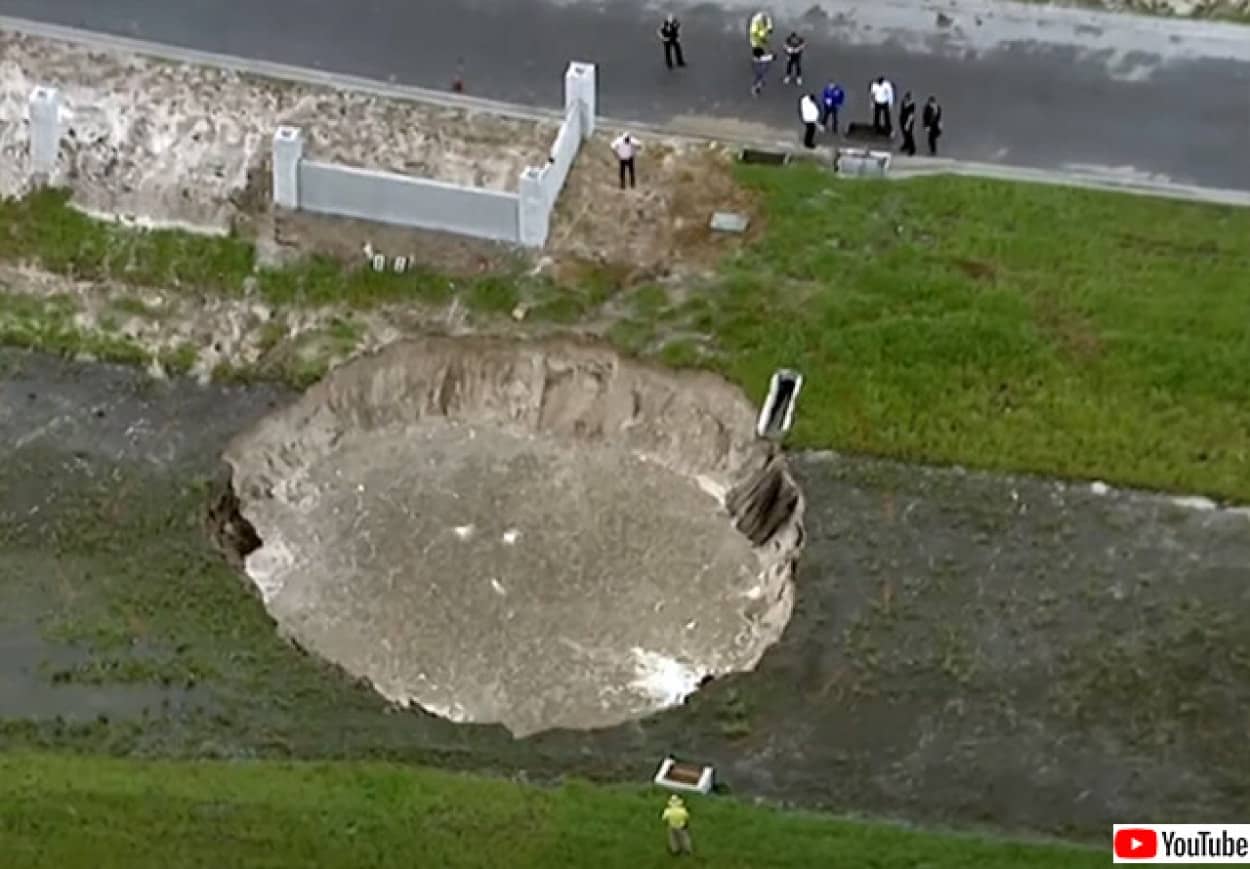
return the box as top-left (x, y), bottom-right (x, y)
top-left (220, 336), bottom-right (804, 735)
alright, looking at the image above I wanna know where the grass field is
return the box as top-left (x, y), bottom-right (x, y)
top-left (3, 172), bottom-right (1248, 499)
top-left (2, 167), bottom-right (1248, 864)
top-left (0, 753), bottom-right (1104, 869)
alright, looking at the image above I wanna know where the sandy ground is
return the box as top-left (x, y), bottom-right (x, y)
top-left (3, 349), bottom-right (1248, 842)
top-left (0, 29), bottom-right (758, 274)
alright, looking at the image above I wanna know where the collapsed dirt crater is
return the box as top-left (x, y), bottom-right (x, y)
top-left (219, 336), bottom-right (804, 737)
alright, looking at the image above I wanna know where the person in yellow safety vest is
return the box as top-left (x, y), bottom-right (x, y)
top-left (661, 794), bottom-right (694, 856)
top-left (749, 11), bottom-right (773, 52)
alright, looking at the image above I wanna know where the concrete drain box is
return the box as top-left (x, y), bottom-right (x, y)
top-left (835, 147), bottom-right (891, 178)
top-left (756, 369), bottom-right (803, 439)
top-left (654, 756), bottom-right (715, 795)
top-left (739, 147), bottom-right (790, 166)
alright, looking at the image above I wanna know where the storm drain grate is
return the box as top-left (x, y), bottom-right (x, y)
top-left (738, 147), bottom-right (790, 166)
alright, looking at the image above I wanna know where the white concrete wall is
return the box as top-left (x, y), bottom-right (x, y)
top-left (542, 104), bottom-right (582, 209)
top-left (297, 160), bottom-right (521, 243)
top-left (517, 60), bottom-right (596, 248)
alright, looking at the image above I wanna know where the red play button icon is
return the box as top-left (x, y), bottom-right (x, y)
top-left (1115, 828), bottom-right (1159, 859)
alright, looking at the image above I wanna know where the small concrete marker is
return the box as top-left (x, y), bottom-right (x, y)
top-left (392, 256), bottom-right (408, 274)
top-left (756, 369), bottom-right (804, 439)
top-left (654, 756), bottom-right (715, 795)
top-left (372, 254), bottom-right (386, 272)
top-left (709, 211), bottom-right (750, 233)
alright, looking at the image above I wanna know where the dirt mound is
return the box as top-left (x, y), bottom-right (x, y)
top-left (220, 336), bottom-right (804, 736)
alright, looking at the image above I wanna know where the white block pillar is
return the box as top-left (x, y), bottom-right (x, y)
top-left (28, 86), bottom-right (62, 179)
top-left (517, 166), bottom-right (550, 249)
top-left (272, 126), bottom-right (305, 210)
top-left (564, 62), bottom-right (596, 140)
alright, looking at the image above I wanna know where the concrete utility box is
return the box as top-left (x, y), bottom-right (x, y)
top-left (709, 211), bottom-right (750, 234)
top-left (654, 757), bottom-right (715, 795)
top-left (835, 147), bottom-right (891, 178)
top-left (756, 369), bottom-right (803, 439)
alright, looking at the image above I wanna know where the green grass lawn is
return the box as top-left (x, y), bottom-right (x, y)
top-left (3, 173), bottom-right (1248, 500)
top-left (706, 167), bottom-right (1250, 501)
top-left (0, 753), bottom-right (1103, 869)
top-left (2, 171), bottom-right (1247, 862)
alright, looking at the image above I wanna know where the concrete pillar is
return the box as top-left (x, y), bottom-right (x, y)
top-left (563, 62), bottom-right (596, 140)
top-left (28, 86), bottom-right (61, 179)
top-left (272, 126), bottom-right (305, 210)
top-left (517, 166), bottom-right (550, 249)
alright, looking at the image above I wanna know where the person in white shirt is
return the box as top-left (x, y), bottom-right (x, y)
top-left (870, 76), bottom-right (895, 137)
top-left (799, 93), bottom-right (820, 149)
top-left (611, 132), bottom-right (639, 189)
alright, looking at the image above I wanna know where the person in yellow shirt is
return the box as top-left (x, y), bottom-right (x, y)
top-left (661, 794), bottom-right (694, 856)
top-left (749, 11), bottom-right (773, 52)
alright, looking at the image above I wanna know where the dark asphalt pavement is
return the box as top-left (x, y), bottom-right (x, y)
top-left (2, 0), bottom-right (1249, 189)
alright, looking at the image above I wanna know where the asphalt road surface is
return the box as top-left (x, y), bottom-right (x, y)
top-left (2, 0), bottom-right (1249, 188)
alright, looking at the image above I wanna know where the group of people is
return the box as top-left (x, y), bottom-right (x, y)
top-left (655, 12), bottom-right (945, 158)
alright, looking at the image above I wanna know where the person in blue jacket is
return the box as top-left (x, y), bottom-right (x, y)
top-left (821, 81), bottom-right (846, 135)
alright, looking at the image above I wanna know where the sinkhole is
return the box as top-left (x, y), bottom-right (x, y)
top-left (216, 336), bottom-right (805, 737)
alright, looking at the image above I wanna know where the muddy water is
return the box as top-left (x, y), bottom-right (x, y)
top-left (1, 349), bottom-right (1248, 840)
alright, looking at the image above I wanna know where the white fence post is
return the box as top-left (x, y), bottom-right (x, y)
top-left (517, 166), bottom-right (550, 248)
top-left (272, 126), bottom-right (305, 210)
top-left (28, 86), bottom-right (61, 181)
top-left (564, 62), bottom-right (596, 140)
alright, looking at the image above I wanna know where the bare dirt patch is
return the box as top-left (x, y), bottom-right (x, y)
top-left (0, 30), bottom-right (758, 279)
top-left (0, 31), bottom-right (553, 226)
top-left (551, 136), bottom-right (762, 280)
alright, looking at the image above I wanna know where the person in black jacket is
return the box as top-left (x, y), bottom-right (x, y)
top-left (923, 95), bottom-right (943, 155)
top-left (782, 31), bottom-right (806, 85)
top-left (659, 14), bottom-right (685, 69)
top-left (898, 92), bottom-right (917, 156)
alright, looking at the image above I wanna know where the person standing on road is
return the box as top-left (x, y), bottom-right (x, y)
top-left (821, 80), bottom-right (845, 134)
top-left (661, 794), bottom-right (694, 856)
top-left (612, 132), bottom-right (639, 189)
top-left (923, 95), bottom-right (943, 155)
top-left (898, 91), bottom-right (917, 155)
top-left (659, 14), bottom-right (686, 69)
top-left (749, 11), bottom-right (773, 53)
top-left (870, 75), bottom-right (894, 137)
top-left (782, 31), bottom-right (806, 85)
top-left (799, 92), bottom-right (820, 148)
top-left (750, 47), bottom-right (774, 96)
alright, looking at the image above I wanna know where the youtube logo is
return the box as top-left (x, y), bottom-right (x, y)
top-left (1114, 824), bottom-right (1250, 862)
top-left (1116, 828), bottom-right (1158, 860)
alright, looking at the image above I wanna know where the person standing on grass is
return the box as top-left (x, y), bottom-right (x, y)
top-left (659, 14), bottom-right (686, 69)
top-left (899, 91), bottom-right (917, 156)
top-left (612, 132), bottom-right (639, 189)
top-left (782, 31), bottom-right (806, 85)
top-left (661, 794), bottom-right (694, 856)
top-left (821, 80), bottom-right (846, 134)
top-left (750, 46), bottom-right (774, 96)
top-left (799, 92), bottom-right (820, 149)
top-left (923, 95), bottom-right (943, 155)
top-left (870, 75), bottom-right (894, 137)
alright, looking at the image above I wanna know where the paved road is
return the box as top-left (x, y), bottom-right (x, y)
top-left (2, 0), bottom-right (1249, 189)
